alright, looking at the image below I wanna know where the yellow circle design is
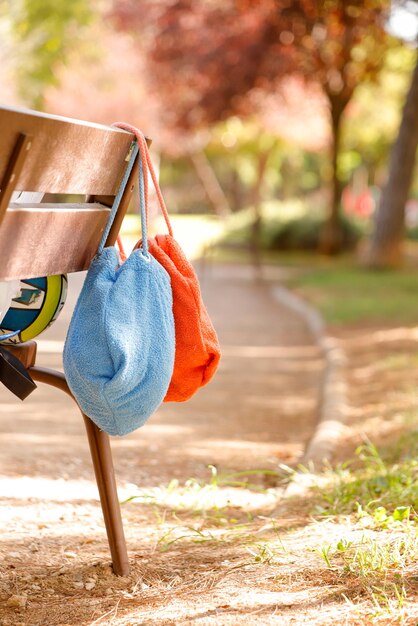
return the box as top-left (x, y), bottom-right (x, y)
top-left (20, 275), bottom-right (66, 342)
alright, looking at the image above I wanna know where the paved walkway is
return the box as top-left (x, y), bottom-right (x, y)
top-left (0, 262), bottom-right (324, 626)
top-left (0, 263), bottom-right (322, 490)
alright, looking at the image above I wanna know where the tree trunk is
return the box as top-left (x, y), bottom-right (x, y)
top-left (319, 101), bottom-right (345, 255)
top-left (229, 167), bottom-right (242, 212)
top-left (190, 152), bottom-right (230, 217)
top-left (365, 53), bottom-right (418, 268)
top-left (250, 150), bottom-right (270, 280)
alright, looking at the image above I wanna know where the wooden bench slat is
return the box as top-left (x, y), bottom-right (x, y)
top-left (0, 106), bottom-right (134, 195)
top-left (0, 205), bottom-right (111, 280)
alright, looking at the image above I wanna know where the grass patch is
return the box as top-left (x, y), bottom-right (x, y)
top-left (121, 434), bottom-right (418, 623)
top-left (313, 436), bottom-right (418, 518)
top-left (317, 530), bottom-right (414, 622)
top-left (325, 531), bottom-right (418, 576)
top-left (290, 263), bottom-right (418, 326)
top-left (309, 435), bottom-right (418, 621)
top-left (122, 466), bottom-right (282, 515)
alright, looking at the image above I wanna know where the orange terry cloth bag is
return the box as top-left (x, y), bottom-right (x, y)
top-left (114, 123), bottom-right (221, 402)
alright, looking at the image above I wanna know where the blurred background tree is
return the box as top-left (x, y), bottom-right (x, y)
top-left (366, 50), bottom-right (418, 267)
top-left (0, 0), bottom-right (92, 108)
top-left (110, 0), bottom-right (394, 254)
top-left (0, 0), bottom-right (417, 266)
top-left (365, 0), bottom-right (418, 268)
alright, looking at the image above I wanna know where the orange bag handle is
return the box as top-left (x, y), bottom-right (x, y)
top-left (112, 122), bottom-right (174, 238)
top-left (116, 236), bottom-right (127, 262)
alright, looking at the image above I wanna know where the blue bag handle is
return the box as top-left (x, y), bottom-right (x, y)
top-left (97, 140), bottom-right (149, 258)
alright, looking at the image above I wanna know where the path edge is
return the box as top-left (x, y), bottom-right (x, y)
top-left (271, 285), bottom-right (348, 468)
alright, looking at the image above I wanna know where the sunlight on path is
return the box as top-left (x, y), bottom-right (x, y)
top-left (0, 261), bottom-right (326, 626)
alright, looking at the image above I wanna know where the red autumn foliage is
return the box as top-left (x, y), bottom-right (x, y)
top-left (110, 0), bottom-right (390, 130)
top-left (110, 0), bottom-right (393, 251)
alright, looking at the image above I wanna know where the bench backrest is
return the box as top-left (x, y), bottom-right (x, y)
top-left (0, 106), bottom-right (136, 280)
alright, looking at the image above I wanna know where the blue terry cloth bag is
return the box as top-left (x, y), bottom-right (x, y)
top-left (63, 142), bottom-right (175, 436)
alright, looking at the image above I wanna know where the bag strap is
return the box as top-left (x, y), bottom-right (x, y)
top-left (97, 139), bottom-right (150, 256)
top-left (112, 123), bottom-right (174, 238)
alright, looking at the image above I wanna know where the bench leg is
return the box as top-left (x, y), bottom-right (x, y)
top-left (81, 412), bottom-right (130, 576)
top-left (29, 366), bottom-right (130, 576)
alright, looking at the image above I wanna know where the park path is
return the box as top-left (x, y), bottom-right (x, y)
top-left (0, 262), bottom-right (323, 626)
top-left (0, 263), bottom-right (322, 490)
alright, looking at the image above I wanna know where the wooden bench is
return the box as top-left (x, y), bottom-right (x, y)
top-left (0, 105), bottom-right (139, 576)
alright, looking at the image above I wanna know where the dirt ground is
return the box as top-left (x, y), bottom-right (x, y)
top-left (1, 263), bottom-right (417, 625)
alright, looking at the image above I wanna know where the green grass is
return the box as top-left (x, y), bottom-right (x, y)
top-left (290, 263), bottom-right (418, 326)
top-left (122, 433), bottom-right (418, 622)
top-left (313, 435), bottom-right (418, 519)
top-left (122, 466), bottom-right (282, 515)
top-left (311, 436), bottom-right (418, 620)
